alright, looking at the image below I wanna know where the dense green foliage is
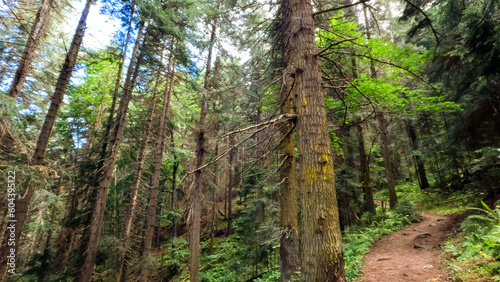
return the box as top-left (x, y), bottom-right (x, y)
top-left (0, 0), bottom-right (499, 281)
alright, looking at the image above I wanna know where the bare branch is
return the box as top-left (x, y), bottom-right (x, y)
top-left (402, 0), bottom-right (440, 46)
top-left (316, 37), bottom-right (360, 56)
top-left (313, 0), bottom-right (370, 17)
top-left (220, 114), bottom-right (296, 138)
top-left (329, 51), bottom-right (438, 92)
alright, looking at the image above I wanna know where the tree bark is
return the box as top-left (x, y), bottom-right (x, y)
top-left (0, 2), bottom-right (93, 279)
top-left (351, 58), bottom-right (375, 214)
top-left (281, 0), bottom-right (346, 280)
top-left (407, 120), bottom-right (430, 189)
top-left (278, 3), bottom-right (300, 277)
top-left (377, 113), bottom-right (398, 208)
top-left (6, 0), bottom-right (54, 99)
top-left (115, 65), bottom-right (162, 282)
top-left (278, 64), bottom-right (300, 282)
top-left (139, 46), bottom-right (176, 282)
top-left (32, 0), bottom-right (92, 165)
top-left (100, 4), bottom-right (135, 164)
top-left (357, 122), bottom-right (376, 214)
top-left (227, 135), bottom-right (235, 236)
top-left (363, 4), bottom-right (397, 208)
top-left (77, 21), bottom-right (146, 282)
top-left (209, 140), bottom-right (218, 254)
top-left (189, 19), bottom-right (216, 282)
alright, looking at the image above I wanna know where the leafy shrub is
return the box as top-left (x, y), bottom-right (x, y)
top-left (444, 201), bottom-right (500, 280)
top-left (394, 200), bottom-right (422, 222)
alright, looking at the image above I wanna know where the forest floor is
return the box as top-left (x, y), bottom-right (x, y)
top-left (356, 213), bottom-right (460, 282)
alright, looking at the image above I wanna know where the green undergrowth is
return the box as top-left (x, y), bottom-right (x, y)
top-left (375, 182), bottom-right (482, 214)
top-left (157, 183), bottom-right (428, 281)
top-left (443, 201), bottom-right (500, 281)
top-left (163, 208), bottom-right (419, 282)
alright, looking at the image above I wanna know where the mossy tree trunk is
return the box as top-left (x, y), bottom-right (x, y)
top-left (281, 0), bottom-right (346, 280)
top-left (279, 1), bottom-right (300, 278)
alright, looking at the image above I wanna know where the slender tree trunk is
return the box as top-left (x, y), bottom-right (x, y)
top-left (114, 66), bottom-right (162, 282)
top-left (364, 4), bottom-right (397, 208)
top-left (255, 98), bottom-right (265, 222)
top-left (351, 58), bottom-right (375, 214)
top-left (278, 47), bottom-right (300, 281)
top-left (101, 5), bottom-right (135, 162)
top-left (77, 22), bottom-right (146, 282)
top-left (227, 135), bottom-right (235, 236)
top-left (209, 140), bottom-right (218, 254)
top-left (357, 122), bottom-right (376, 214)
top-left (279, 6), bottom-right (300, 277)
top-left (377, 113), bottom-right (398, 208)
top-left (32, 0), bottom-right (92, 165)
top-left (189, 19), bottom-right (216, 282)
top-left (0, 2), bottom-right (93, 280)
top-left (171, 135), bottom-right (179, 239)
top-left (347, 133), bottom-right (356, 169)
top-left (406, 120), bottom-right (430, 189)
top-left (282, 0), bottom-right (346, 280)
top-left (139, 47), bottom-right (176, 282)
top-left (6, 0), bottom-right (54, 99)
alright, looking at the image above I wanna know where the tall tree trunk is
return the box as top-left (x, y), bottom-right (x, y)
top-left (255, 97), bottom-right (265, 223)
top-left (114, 65), bottom-right (162, 282)
top-left (278, 50), bottom-right (300, 281)
top-left (6, 0), bottom-right (54, 99)
top-left (101, 4), bottom-right (136, 163)
top-left (377, 113), bottom-right (397, 208)
top-left (77, 22), bottom-right (146, 282)
top-left (0, 2), bottom-right (93, 279)
top-left (363, 4), bottom-right (397, 208)
top-left (139, 47), bottom-right (176, 282)
top-left (345, 128), bottom-right (355, 169)
top-left (171, 134), bottom-right (179, 239)
top-left (227, 135), bottom-right (235, 236)
top-left (189, 19), bottom-right (216, 282)
top-left (209, 140), bottom-right (218, 255)
top-left (281, 0), bottom-right (346, 280)
top-left (351, 58), bottom-right (375, 214)
top-left (32, 0), bottom-right (92, 165)
top-left (406, 120), bottom-right (430, 189)
top-left (357, 122), bottom-right (375, 214)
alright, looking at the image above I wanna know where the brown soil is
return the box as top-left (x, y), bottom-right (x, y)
top-left (357, 213), bottom-right (457, 282)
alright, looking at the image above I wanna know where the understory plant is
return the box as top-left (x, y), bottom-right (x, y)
top-left (444, 201), bottom-right (500, 281)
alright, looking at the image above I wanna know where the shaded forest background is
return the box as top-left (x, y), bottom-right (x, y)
top-left (0, 0), bottom-right (499, 281)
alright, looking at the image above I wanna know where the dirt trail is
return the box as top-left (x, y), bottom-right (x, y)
top-left (357, 213), bottom-right (456, 282)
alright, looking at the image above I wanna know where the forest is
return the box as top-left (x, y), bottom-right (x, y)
top-left (0, 0), bottom-right (499, 281)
